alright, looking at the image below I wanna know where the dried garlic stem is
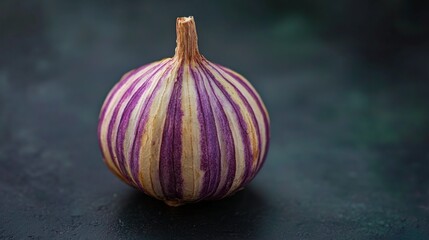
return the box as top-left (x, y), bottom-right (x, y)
top-left (174, 16), bottom-right (202, 63)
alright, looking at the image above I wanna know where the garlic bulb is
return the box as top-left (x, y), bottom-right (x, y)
top-left (98, 16), bottom-right (270, 206)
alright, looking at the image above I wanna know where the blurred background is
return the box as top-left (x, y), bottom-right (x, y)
top-left (1, 0), bottom-right (428, 239)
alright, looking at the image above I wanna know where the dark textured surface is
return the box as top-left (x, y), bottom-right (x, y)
top-left (1, 1), bottom-right (429, 239)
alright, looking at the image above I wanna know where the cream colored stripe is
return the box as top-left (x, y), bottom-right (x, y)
top-left (180, 63), bottom-right (203, 200)
top-left (199, 65), bottom-right (246, 195)
top-left (120, 59), bottom-right (171, 189)
top-left (199, 66), bottom-right (229, 197)
top-left (220, 68), bottom-right (270, 121)
top-left (100, 61), bottom-right (159, 178)
top-left (204, 63), bottom-right (259, 192)
top-left (100, 71), bottom-right (132, 179)
top-left (209, 65), bottom-right (268, 176)
top-left (111, 62), bottom-right (169, 187)
top-left (138, 61), bottom-right (178, 199)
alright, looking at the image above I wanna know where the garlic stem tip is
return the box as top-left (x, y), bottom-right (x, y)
top-left (174, 15), bottom-right (201, 62)
top-left (177, 16), bottom-right (194, 23)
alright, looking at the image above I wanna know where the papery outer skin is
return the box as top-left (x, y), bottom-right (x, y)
top-left (98, 57), bottom-right (270, 204)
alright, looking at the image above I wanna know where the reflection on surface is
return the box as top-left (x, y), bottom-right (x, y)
top-left (113, 187), bottom-right (268, 239)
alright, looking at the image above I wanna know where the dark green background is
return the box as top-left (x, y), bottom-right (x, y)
top-left (1, 0), bottom-right (428, 239)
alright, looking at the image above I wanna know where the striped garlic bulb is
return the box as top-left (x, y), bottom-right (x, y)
top-left (98, 16), bottom-right (270, 206)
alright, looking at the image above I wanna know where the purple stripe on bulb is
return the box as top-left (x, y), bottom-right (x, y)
top-left (199, 62), bottom-right (253, 192)
top-left (99, 70), bottom-right (135, 124)
top-left (98, 67), bottom-right (142, 169)
top-left (206, 62), bottom-right (262, 185)
top-left (98, 69), bottom-right (137, 174)
top-left (106, 61), bottom-right (170, 181)
top-left (197, 66), bottom-right (223, 199)
top-left (215, 65), bottom-right (270, 174)
top-left (190, 67), bottom-right (208, 198)
top-left (115, 79), bottom-right (152, 187)
top-left (130, 63), bottom-right (175, 193)
top-left (105, 66), bottom-right (159, 179)
top-left (203, 69), bottom-right (236, 199)
top-left (115, 60), bottom-right (172, 186)
top-left (159, 65), bottom-right (184, 199)
top-left (99, 62), bottom-right (154, 129)
top-left (191, 66), bottom-right (222, 200)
